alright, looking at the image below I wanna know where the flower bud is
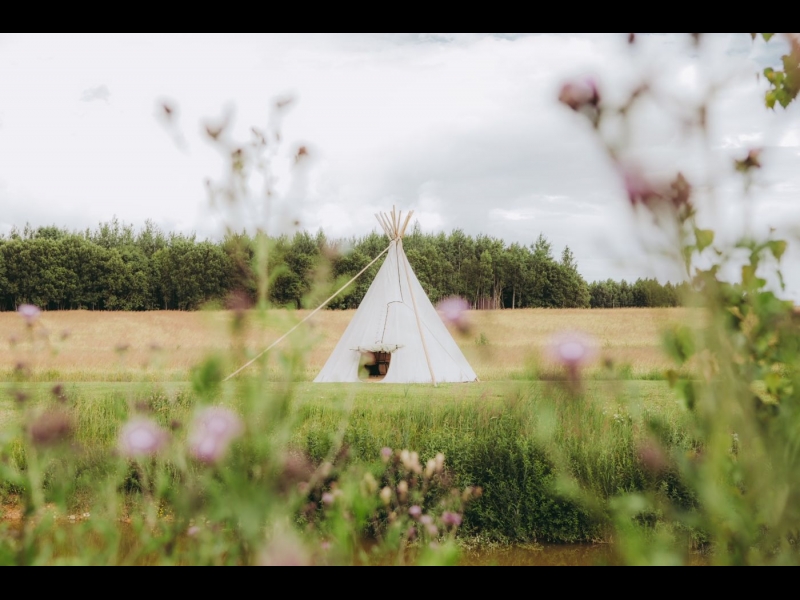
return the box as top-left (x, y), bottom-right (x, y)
top-left (397, 480), bottom-right (409, 502)
top-left (434, 452), bottom-right (445, 474)
top-left (425, 459), bottom-right (436, 479)
top-left (118, 417), bottom-right (167, 458)
top-left (442, 511), bottom-right (463, 527)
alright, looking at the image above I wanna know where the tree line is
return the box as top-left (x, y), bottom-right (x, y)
top-left (0, 220), bottom-right (686, 311)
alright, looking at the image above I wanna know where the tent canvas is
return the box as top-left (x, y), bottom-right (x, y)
top-left (314, 209), bottom-right (478, 384)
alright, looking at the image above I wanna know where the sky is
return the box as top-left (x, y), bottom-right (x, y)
top-left (1, 33), bottom-right (799, 300)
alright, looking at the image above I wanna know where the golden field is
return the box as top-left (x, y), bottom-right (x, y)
top-left (0, 308), bottom-right (699, 381)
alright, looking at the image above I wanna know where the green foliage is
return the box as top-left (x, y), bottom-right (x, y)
top-left (1, 221), bottom-right (602, 313)
top-left (762, 36), bottom-right (800, 109)
top-left (554, 32), bottom-right (800, 565)
top-left (589, 278), bottom-right (687, 308)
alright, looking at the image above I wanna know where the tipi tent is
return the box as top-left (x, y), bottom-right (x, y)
top-left (314, 209), bottom-right (478, 384)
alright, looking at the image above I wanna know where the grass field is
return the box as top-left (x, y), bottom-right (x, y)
top-left (0, 307), bottom-right (698, 382)
top-left (1, 308), bottom-right (701, 545)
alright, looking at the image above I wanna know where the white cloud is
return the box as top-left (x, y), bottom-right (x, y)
top-left (0, 33), bottom-right (798, 300)
top-left (80, 84), bottom-right (110, 103)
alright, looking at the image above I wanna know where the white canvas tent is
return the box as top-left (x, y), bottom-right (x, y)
top-left (314, 209), bottom-right (478, 384)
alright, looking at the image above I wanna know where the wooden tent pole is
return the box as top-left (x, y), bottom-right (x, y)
top-left (399, 239), bottom-right (437, 387)
top-left (380, 214), bottom-right (395, 239)
top-left (375, 213), bottom-right (392, 238)
top-left (400, 211), bottom-right (414, 237)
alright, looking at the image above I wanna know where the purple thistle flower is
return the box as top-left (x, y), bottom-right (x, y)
top-left (436, 296), bottom-right (471, 333)
top-left (558, 78), bottom-right (600, 111)
top-left (17, 304), bottom-right (41, 325)
top-left (29, 409), bottom-right (74, 446)
top-left (322, 492), bottom-right (335, 506)
top-left (548, 331), bottom-right (597, 378)
top-left (118, 417), bottom-right (168, 458)
top-left (188, 406), bottom-right (244, 464)
top-left (408, 505), bottom-right (422, 520)
top-left (442, 511), bottom-right (463, 527)
top-left (381, 446), bottom-right (393, 463)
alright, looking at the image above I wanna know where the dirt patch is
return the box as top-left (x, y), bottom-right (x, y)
top-left (1, 502), bottom-right (23, 522)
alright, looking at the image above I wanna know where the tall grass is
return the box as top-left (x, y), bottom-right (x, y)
top-left (2, 379), bottom-right (695, 543)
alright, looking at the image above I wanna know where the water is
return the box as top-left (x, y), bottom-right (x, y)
top-left (460, 544), bottom-right (615, 566)
top-left (2, 519), bottom-right (702, 565)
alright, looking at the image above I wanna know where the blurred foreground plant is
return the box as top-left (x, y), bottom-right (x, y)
top-left (0, 98), bottom-right (473, 566)
top-left (553, 32), bottom-right (800, 565)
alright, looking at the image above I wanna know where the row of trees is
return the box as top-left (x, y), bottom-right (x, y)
top-left (0, 220), bottom-right (686, 311)
top-left (587, 278), bottom-right (688, 308)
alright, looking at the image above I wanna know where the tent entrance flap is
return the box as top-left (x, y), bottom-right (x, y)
top-left (359, 350), bottom-right (392, 380)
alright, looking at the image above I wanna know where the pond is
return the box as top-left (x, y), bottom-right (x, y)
top-left (2, 518), bottom-right (706, 565)
top-left (460, 544), bottom-right (615, 566)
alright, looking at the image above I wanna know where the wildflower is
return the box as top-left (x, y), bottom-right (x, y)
top-left (188, 406), bottom-right (243, 464)
top-left (408, 505), bottom-right (422, 520)
top-left (380, 486), bottom-right (392, 506)
top-left (362, 472), bottom-right (378, 496)
top-left (637, 439), bottom-right (668, 474)
top-left (380, 446), bottom-right (393, 463)
top-left (29, 409), bottom-right (74, 446)
top-left (280, 451), bottom-right (315, 491)
top-left (401, 451), bottom-right (422, 474)
top-left (735, 148), bottom-right (762, 172)
top-left (420, 513), bottom-right (438, 535)
top-left (187, 526), bottom-right (201, 537)
top-left (118, 417), bottom-right (168, 458)
top-left (558, 78), bottom-right (600, 111)
top-left (322, 492), bottom-right (335, 506)
top-left (436, 296), bottom-right (471, 333)
top-left (397, 480), bottom-right (409, 502)
top-left (461, 487), bottom-right (475, 503)
top-left (425, 459), bottom-right (436, 479)
top-left (434, 452), bottom-right (445, 474)
top-left (51, 383), bottom-right (67, 403)
top-left (621, 166), bottom-right (692, 214)
top-left (623, 167), bottom-right (661, 207)
top-left (442, 511), bottom-right (463, 528)
top-left (17, 304), bottom-right (41, 325)
top-left (547, 331), bottom-right (597, 378)
top-left (558, 78), bottom-right (601, 125)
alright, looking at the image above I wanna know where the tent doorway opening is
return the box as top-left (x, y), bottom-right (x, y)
top-left (361, 351), bottom-right (392, 381)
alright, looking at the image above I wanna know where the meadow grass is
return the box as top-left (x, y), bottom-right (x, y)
top-left (0, 307), bottom-right (700, 382)
top-left (1, 378), bottom-right (694, 542)
top-left (0, 308), bottom-right (700, 542)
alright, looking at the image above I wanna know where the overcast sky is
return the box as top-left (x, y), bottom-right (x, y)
top-left (1, 33), bottom-right (798, 300)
